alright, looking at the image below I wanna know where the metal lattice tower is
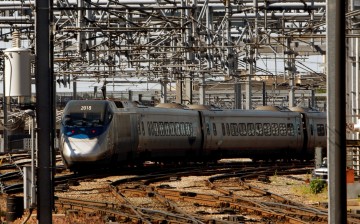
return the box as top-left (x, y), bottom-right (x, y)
top-left (0, 0), bottom-right (328, 108)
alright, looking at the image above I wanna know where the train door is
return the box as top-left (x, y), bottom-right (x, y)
top-left (130, 113), bottom-right (140, 158)
top-left (135, 113), bottom-right (146, 155)
top-left (137, 111), bottom-right (157, 160)
top-left (113, 112), bottom-right (137, 161)
top-left (294, 116), bottom-right (305, 153)
top-left (300, 113), bottom-right (310, 154)
top-left (305, 115), bottom-right (316, 152)
top-left (199, 111), bottom-right (209, 155)
top-left (199, 112), bottom-right (218, 154)
top-left (311, 115), bottom-right (327, 149)
top-left (210, 118), bottom-right (221, 151)
top-left (205, 114), bottom-right (223, 152)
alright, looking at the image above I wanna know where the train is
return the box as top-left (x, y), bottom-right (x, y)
top-left (59, 100), bottom-right (327, 170)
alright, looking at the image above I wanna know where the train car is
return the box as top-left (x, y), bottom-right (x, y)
top-left (59, 100), bottom-right (327, 170)
top-left (108, 105), bottom-right (203, 163)
top-left (289, 107), bottom-right (327, 156)
top-left (60, 100), bottom-right (203, 169)
top-left (200, 109), bottom-right (305, 161)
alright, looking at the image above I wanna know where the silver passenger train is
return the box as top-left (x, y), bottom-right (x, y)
top-left (59, 100), bottom-right (327, 170)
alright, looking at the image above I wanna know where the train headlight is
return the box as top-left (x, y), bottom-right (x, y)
top-left (66, 130), bottom-right (75, 135)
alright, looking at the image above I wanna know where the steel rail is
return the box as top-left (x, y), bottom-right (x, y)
top-left (206, 167), bottom-right (330, 222)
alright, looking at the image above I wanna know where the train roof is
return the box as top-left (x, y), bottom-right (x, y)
top-left (64, 100), bottom-right (110, 113)
top-left (187, 104), bottom-right (222, 110)
top-left (113, 100), bottom-right (141, 108)
top-left (255, 105), bottom-right (290, 111)
top-left (199, 108), bottom-right (301, 118)
top-left (155, 103), bottom-right (186, 109)
top-left (288, 106), bottom-right (323, 113)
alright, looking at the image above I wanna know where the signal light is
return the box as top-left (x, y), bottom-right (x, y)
top-left (91, 130), bottom-right (96, 134)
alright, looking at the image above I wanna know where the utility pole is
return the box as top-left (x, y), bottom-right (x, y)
top-left (35, 0), bottom-right (54, 222)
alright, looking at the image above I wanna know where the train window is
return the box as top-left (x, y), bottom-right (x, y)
top-left (153, 122), bottom-right (159, 136)
top-left (107, 114), bottom-right (112, 123)
top-left (65, 112), bottom-right (103, 127)
top-left (271, 123), bottom-right (279, 136)
top-left (189, 123), bottom-right (193, 136)
top-left (137, 122), bottom-right (141, 135)
top-left (178, 123), bottom-right (182, 136)
top-left (141, 122), bottom-right (145, 136)
top-left (279, 123), bottom-right (287, 136)
top-left (180, 122), bottom-right (185, 136)
top-left (310, 124), bottom-right (314, 135)
top-left (184, 123), bottom-right (189, 136)
top-left (63, 115), bottom-right (72, 126)
top-left (160, 122), bottom-right (165, 136)
top-left (255, 123), bottom-right (263, 136)
top-left (247, 123), bottom-right (255, 136)
top-left (91, 113), bottom-right (104, 125)
top-left (206, 123), bottom-right (211, 135)
top-left (238, 123), bottom-right (247, 136)
top-left (67, 114), bottom-right (81, 125)
top-left (213, 123), bottom-right (217, 136)
top-left (175, 123), bottom-right (181, 136)
top-left (226, 123), bottom-right (230, 136)
top-left (148, 122), bottom-right (152, 136)
top-left (164, 122), bottom-right (170, 136)
top-left (263, 123), bottom-right (271, 136)
top-left (185, 123), bottom-right (190, 136)
top-left (230, 123), bottom-right (238, 136)
top-left (317, 124), bottom-right (326, 136)
top-left (222, 123), bottom-right (225, 136)
top-left (287, 123), bottom-right (295, 136)
top-left (170, 122), bottom-right (175, 136)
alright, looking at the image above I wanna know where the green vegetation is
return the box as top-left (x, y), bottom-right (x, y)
top-left (316, 89), bottom-right (326, 94)
top-left (310, 179), bottom-right (327, 194)
top-left (291, 179), bottom-right (328, 204)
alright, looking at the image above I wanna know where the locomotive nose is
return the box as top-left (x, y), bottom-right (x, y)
top-left (62, 137), bottom-right (106, 167)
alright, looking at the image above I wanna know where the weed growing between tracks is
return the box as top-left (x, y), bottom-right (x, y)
top-left (252, 175), bottom-right (328, 205)
top-left (291, 181), bottom-right (328, 204)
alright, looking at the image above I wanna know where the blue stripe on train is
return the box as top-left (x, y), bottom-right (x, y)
top-left (62, 126), bottom-right (106, 139)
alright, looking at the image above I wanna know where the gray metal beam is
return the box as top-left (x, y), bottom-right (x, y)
top-left (326, 0), bottom-right (347, 223)
top-left (35, 0), bottom-right (53, 222)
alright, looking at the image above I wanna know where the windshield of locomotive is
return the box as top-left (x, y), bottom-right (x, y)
top-left (62, 102), bottom-right (112, 127)
top-left (63, 113), bottom-right (105, 127)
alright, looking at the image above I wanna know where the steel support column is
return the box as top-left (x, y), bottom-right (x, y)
top-left (35, 0), bottom-right (54, 221)
top-left (326, 0), bottom-right (347, 223)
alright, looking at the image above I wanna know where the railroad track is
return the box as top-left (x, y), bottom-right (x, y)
top-left (0, 152), bottom-right (66, 193)
top-left (0, 152), bottom-right (30, 193)
top-left (207, 168), bottom-right (329, 223)
top-left (110, 166), bottom-right (324, 223)
top-left (52, 162), bottom-right (360, 224)
top-left (2, 158), bottom-right (359, 223)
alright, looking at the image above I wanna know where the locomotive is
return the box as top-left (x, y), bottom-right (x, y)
top-left (59, 100), bottom-right (327, 170)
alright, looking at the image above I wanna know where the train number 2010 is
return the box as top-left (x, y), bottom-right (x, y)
top-left (80, 106), bottom-right (92, 111)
